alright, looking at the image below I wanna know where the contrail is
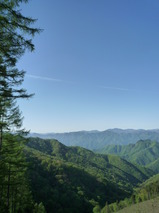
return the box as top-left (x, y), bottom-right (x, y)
top-left (26, 74), bottom-right (63, 82)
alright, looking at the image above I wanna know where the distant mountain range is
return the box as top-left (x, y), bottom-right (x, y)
top-left (29, 129), bottom-right (159, 150)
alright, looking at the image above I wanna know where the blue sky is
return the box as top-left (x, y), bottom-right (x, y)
top-left (17, 0), bottom-right (159, 133)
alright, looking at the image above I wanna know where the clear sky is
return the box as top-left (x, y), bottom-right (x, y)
top-left (17, 0), bottom-right (159, 133)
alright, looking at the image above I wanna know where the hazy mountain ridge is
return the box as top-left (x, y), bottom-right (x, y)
top-left (29, 129), bottom-right (159, 150)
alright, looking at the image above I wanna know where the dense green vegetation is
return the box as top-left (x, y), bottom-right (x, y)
top-left (0, 134), bottom-right (32, 212)
top-left (0, 135), bottom-right (154, 213)
top-left (101, 173), bottom-right (159, 212)
top-left (24, 137), bottom-right (154, 213)
top-left (96, 139), bottom-right (159, 173)
top-left (30, 129), bottom-right (159, 150)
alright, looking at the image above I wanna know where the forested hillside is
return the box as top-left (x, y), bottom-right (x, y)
top-left (101, 174), bottom-right (159, 213)
top-left (24, 137), bottom-right (154, 213)
top-left (96, 139), bottom-right (159, 173)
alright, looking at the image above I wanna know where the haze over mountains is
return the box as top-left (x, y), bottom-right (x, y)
top-left (30, 129), bottom-right (159, 150)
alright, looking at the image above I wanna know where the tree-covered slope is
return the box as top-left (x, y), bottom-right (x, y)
top-left (147, 159), bottom-right (159, 173)
top-left (101, 174), bottom-right (159, 213)
top-left (97, 140), bottom-right (159, 173)
top-left (25, 137), bottom-right (154, 213)
top-left (29, 129), bottom-right (159, 150)
top-left (138, 173), bottom-right (159, 194)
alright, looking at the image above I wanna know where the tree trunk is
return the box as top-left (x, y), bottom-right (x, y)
top-left (6, 165), bottom-right (11, 212)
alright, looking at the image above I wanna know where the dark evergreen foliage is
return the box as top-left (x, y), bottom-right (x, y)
top-left (0, 0), bottom-right (41, 146)
top-left (0, 1), bottom-right (44, 212)
top-left (0, 134), bottom-right (33, 212)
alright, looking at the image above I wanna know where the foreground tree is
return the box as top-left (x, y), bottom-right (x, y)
top-left (0, 0), bottom-right (42, 212)
top-left (0, 0), bottom-right (40, 66)
top-left (0, 0), bottom-right (41, 147)
top-left (0, 134), bottom-right (33, 212)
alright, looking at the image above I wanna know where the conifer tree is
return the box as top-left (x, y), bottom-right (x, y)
top-left (0, 0), bottom-right (41, 127)
top-left (0, 0), bottom-right (41, 212)
top-left (0, 134), bottom-right (33, 212)
top-left (0, 0), bottom-right (41, 145)
top-left (0, 0), bottom-right (40, 66)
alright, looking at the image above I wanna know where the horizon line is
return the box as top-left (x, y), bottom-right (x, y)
top-left (29, 128), bottom-right (159, 134)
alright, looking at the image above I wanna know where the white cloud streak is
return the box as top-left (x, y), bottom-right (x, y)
top-left (26, 74), bottom-right (63, 82)
top-left (26, 75), bottom-right (133, 91)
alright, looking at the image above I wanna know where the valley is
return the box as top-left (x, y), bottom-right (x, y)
top-left (23, 135), bottom-right (159, 212)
